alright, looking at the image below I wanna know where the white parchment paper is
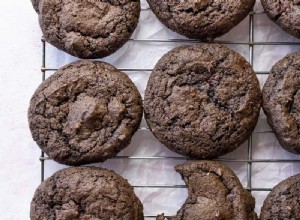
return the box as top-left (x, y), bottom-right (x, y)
top-left (39, 1), bottom-right (300, 218)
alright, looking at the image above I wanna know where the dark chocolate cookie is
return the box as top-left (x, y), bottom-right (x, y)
top-left (260, 174), bottom-right (300, 220)
top-left (146, 0), bottom-right (255, 41)
top-left (31, 0), bottom-right (39, 12)
top-left (30, 167), bottom-right (144, 220)
top-left (263, 52), bottom-right (300, 154)
top-left (157, 161), bottom-right (257, 220)
top-left (144, 44), bottom-right (262, 159)
top-left (28, 60), bottom-right (143, 165)
top-left (36, 0), bottom-right (140, 58)
top-left (261, 0), bottom-right (300, 39)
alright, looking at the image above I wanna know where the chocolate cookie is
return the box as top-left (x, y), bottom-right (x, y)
top-left (157, 161), bottom-right (257, 220)
top-left (30, 0), bottom-right (39, 12)
top-left (144, 44), bottom-right (262, 159)
top-left (260, 174), bottom-right (300, 220)
top-left (261, 0), bottom-right (300, 39)
top-left (30, 167), bottom-right (144, 220)
top-left (263, 52), bottom-right (300, 154)
top-left (35, 0), bottom-right (140, 58)
top-left (28, 60), bottom-right (143, 165)
top-left (146, 0), bottom-right (255, 41)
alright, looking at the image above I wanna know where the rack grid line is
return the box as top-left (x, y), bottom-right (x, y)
top-left (39, 156), bottom-right (300, 163)
top-left (39, 3), bottom-right (300, 218)
top-left (42, 67), bottom-right (273, 75)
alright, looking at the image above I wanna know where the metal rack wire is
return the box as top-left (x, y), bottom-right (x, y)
top-left (39, 4), bottom-right (300, 219)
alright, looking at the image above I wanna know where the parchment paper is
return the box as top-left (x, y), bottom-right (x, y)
top-left (42, 1), bottom-right (300, 218)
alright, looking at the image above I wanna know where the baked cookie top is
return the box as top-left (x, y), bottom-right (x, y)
top-left (35, 0), bottom-right (140, 58)
top-left (146, 0), bottom-right (255, 40)
top-left (28, 60), bottom-right (143, 165)
top-left (261, 0), bottom-right (300, 39)
top-left (31, 167), bottom-right (144, 220)
top-left (260, 173), bottom-right (300, 220)
top-left (263, 52), bottom-right (300, 154)
top-left (157, 161), bottom-right (257, 220)
top-left (144, 44), bottom-right (261, 159)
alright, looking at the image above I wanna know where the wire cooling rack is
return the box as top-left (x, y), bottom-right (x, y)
top-left (38, 2), bottom-right (300, 219)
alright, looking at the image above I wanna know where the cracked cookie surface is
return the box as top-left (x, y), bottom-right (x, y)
top-left (146, 0), bottom-right (255, 40)
top-left (260, 174), bottom-right (300, 220)
top-left (261, 0), bottom-right (300, 39)
top-left (157, 161), bottom-right (257, 220)
top-left (36, 0), bottom-right (140, 58)
top-left (144, 44), bottom-right (261, 159)
top-left (28, 60), bottom-right (143, 165)
top-left (263, 52), bottom-right (300, 154)
top-left (30, 167), bottom-right (144, 220)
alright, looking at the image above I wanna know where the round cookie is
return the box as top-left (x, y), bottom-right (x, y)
top-left (30, 167), bottom-right (144, 220)
top-left (261, 0), bottom-right (300, 39)
top-left (36, 0), bottom-right (140, 59)
top-left (146, 0), bottom-right (255, 41)
top-left (144, 44), bottom-right (262, 159)
top-left (157, 161), bottom-right (257, 220)
top-left (263, 52), bottom-right (300, 154)
top-left (28, 60), bottom-right (143, 165)
top-left (260, 174), bottom-right (300, 220)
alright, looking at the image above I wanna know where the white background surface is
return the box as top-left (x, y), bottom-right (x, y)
top-left (1, 0), bottom-right (300, 219)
